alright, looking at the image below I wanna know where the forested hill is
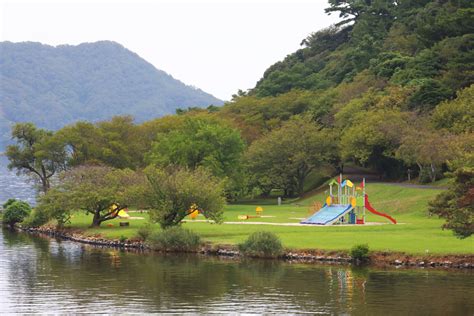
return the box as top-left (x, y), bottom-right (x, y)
top-left (215, 0), bottom-right (472, 181)
top-left (0, 41), bottom-right (223, 149)
top-left (251, 0), bottom-right (473, 99)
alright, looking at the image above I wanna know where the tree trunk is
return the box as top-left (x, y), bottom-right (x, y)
top-left (297, 177), bottom-right (305, 196)
top-left (416, 162), bottom-right (423, 183)
top-left (40, 177), bottom-right (50, 194)
top-left (430, 163), bottom-right (437, 183)
top-left (91, 211), bottom-right (102, 227)
top-left (40, 166), bottom-right (51, 193)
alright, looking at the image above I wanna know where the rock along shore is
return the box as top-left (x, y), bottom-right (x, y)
top-left (20, 226), bottom-right (474, 270)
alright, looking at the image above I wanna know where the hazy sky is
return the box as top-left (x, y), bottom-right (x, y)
top-left (1, 0), bottom-right (339, 100)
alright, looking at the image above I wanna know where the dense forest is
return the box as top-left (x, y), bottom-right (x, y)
top-left (0, 41), bottom-right (223, 149)
top-left (5, 0), bottom-right (473, 236)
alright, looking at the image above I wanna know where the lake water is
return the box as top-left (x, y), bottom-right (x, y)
top-left (0, 158), bottom-right (36, 206)
top-left (0, 229), bottom-right (473, 314)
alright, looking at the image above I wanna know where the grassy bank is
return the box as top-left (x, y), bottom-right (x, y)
top-left (64, 183), bottom-right (473, 255)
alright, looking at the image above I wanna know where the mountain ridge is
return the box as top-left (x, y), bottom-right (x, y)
top-left (0, 40), bottom-right (223, 148)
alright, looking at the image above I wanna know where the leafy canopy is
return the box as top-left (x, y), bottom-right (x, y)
top-left (143, 166), bottom-right (225, 228)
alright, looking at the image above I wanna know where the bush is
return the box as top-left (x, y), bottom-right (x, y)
top-left (2, 198), bottom-right (17, 210)
top-left (350, 244), bottom-right (370, 263)
top-left (137, 223), bottom-right (155, 241)
top-left (148, 227), bottom-right (201, 252)
top-left (238, 231), bottom-right (284, 258)
top-left (2, 201), bottom-right (32, 227)
top-left (22, 209), bottom-right (50, 228)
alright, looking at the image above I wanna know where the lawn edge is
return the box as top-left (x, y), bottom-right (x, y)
top-left (18, 225), bottom-right (474, 270)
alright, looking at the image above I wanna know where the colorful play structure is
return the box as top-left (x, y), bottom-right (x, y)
top-left (301, 175), bottom-right (396, 225)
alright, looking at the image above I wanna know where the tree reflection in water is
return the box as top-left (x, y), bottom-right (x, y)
top-left (1, 229), bottom-right (473, 314)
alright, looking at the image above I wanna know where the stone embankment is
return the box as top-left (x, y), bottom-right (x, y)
top-left (21, 226), bottom-right (473, 270)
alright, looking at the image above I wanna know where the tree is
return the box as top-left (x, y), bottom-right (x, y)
top-left (6, 123), bottom-right (67, 193)
top-left (35, 188), bottom-right (73, 227)
top-left (340, 109), bottom-right (409, 178)
top-left (142, 166), bottom-right (225, 228)
top-left (396, 127), bottom-right (454, 182)
top-left (39, 165), bottom-right (144, 227)
top-left (146, 117), bottom-right (245, 198)
top-left (2, 200), bottom-right (32, 228)
top-left (57, 116), bottom-right (144, 169)
top-left (431, 84), bottom-right (474, 134)
top-left (146, 117), bottom-right (244, 177)
top-left (429, 168), bottom-right (473, 239)
top-left (56, 121), bottom-right (103, 167)
top-left (245, 116), bottom-right (336, 197)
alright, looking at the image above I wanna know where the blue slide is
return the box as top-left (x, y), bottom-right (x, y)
top-left (301, 204), bottom-right (353, 225)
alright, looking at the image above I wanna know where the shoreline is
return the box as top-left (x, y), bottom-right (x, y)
top-left (19, 226), bottom-right (474, 270)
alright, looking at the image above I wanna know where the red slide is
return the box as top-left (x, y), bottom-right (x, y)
top-left (364, 194), bottom-right (397, 224)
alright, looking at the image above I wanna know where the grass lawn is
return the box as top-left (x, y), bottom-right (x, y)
top-left (65, 183), bottom-right (474, 255)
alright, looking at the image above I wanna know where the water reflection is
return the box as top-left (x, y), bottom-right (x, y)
top-left (1, 228), bottom-right (473, 314)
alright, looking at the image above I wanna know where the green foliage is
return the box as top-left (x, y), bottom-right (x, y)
top-left (143, 166), bottom-right (225, 228)
top-left (238, 231), bottom-right (284, 258)
top-left (146, 117), bottom-right (245, 179)
top-left (396, 126), bottom-right (454, 183)
top-left (432, 85), bottom-right (474, 134)
top-left (148, 227), bottom-right (201, 252)
top-left (340, 109), bottom-right (409, 177)
top-left (407, 79), bottom-right (452, 112)
top-left (38, 165), bottom-right (145, 227)
top-left (245, 116), bottom-right (336, 197)
top-left (2, 200), bottom-right (32, 227)
top-left (252, 0), bottom-right (473, 115)
top-left (22, 209), bottom-right (50, 228)
top-left (350, 244), bottom-right (370, 262)
top-left (36, 188), bottom-right (73, 227)
top-left (2, 199), bottom-right (17, 210)
top-left (137, 223), bottom-right (155, 241)
top-left (57, 116), bottom-right (144, 169)
top-left (6, 123), bottom-right (67, 193)
top-left (429, 168), bottom-right (474, 239)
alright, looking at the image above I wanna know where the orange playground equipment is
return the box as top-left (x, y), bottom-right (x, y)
top-left (301, 175), bottom-right (396, 225)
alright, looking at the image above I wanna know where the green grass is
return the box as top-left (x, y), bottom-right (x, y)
top-left (63, 183), bottom-right (474, 255)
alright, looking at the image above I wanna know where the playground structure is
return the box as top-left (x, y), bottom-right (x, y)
top-left (301, 175), bottom-right (397, 225)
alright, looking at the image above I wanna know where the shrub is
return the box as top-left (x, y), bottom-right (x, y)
top-left (350, 244), bottom-right (370, 263)
top-left (148, 227), bottom-right (201, 252)
top-left (137, 223), bottom-right (155, 241)
top-left (2, 198), bottom-right (17, 210)
top-left (119, 235), bottom-right (128, 243)
top-left (22, 208), bottom-right (50, 228)
top-left (2, 201), bottom-right (32, 227)
top-left (238, 231), bottom-right (283, 258)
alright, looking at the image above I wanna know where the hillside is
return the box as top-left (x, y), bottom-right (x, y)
top-left (0, 41), bottom-right (223, 149)
top-left (215, 0), bottom-right (473, 181)
top-left (251, 1), bottom-right (473, 98)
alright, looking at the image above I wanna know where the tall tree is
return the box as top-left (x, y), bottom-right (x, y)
top-left (245, 116), bottom-right (336, 197)
top-left (146, 117), bottom-right (245, 177)
top-left (146, 117), bottom-right (246, 198)
top-left (6, 123), bottom-right (67, 193)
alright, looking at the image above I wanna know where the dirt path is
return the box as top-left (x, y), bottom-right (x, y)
top-left (371, 182), bottom-right (448, 190)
